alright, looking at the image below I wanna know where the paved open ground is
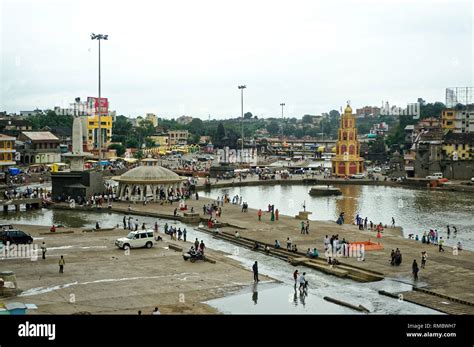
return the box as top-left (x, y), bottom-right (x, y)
top-left (1, 224), bottom-right (270, 314)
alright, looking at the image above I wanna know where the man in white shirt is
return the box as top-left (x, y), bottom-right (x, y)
top-left (152, 307), bottom-right (160, 315)
top-left (299, 272), bottom-right (307, 291)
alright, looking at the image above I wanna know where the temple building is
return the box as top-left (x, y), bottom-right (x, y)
top-left (332, 103), bottom-right (364, 177)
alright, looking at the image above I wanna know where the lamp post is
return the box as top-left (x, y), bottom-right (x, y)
top-left (91, 33), bottom-right (108, 167)
top-left (238, 85), bottom-right (246, 158)
top-left (280, 103), bottom-right (285, 151)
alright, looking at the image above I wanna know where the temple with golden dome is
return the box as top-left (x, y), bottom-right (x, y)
top-left (332, 103), bottom-right (364, 177)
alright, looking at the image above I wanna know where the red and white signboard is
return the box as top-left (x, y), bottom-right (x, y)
top-left (87, 97), bottom-right (109, 116)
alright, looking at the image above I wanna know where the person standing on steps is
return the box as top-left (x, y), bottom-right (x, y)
top-left (293, 269), bottom-right (299, 288)
top-left (412, 259), bottom-right (419, 280)
top-left (421, 251), bottom-right (427, 269)
top-left (41, 242), bottom-right (47, 260)
top-left (391, 217), bottom-right (395, 228)
top-left (183, 228), bottom-right (187, 242)
top-left (252, 261), bottom-right (259, 282)
top-left (258, 209), bottom-right (262, 221)
top-left (59, 255), bottom-right (65, 273)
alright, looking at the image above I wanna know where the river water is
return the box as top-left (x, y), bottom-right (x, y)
top-left (201, 184), bottom-right (474, 250)
top-left (0, 209), bottom-right (439, 314)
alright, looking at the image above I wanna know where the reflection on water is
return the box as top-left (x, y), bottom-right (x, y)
top-left (202, 184), bottom-right (474, 250)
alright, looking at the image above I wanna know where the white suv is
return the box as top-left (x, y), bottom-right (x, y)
top-left (426, 172), bottom-right (443, 180)
top-left (115, 230), bottom-right (155, 250)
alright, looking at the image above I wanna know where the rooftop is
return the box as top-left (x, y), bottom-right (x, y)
top-left (21, 131), bottom-right (59, 141)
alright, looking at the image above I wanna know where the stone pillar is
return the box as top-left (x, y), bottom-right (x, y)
top-left (127, 185), bottom-right (132, 200)
top-left (139, 185), bottom-right (144, 201)
top-left (165, 185), bottom-right (169, 199)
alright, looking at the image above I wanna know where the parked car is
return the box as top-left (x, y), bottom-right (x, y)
top-left (115, 230), bottom-right (155, 250)
top-left (426, 172), bottom-right (443, 180)
top-left (350, 173), bottom-right (366, 179)
top-left (0, 229), bottom-right (33, 245)
top-left (373, 167), bottom-right (382, 173)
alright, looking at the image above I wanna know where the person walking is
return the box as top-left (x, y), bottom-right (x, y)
top-left (300, 221), bottom-right (305, 234)
top-left (183, 228), bottom-right (187, 242)
top-left (305, 220), bottom-right (310, 234)
top-left (258, 209), bottom-right (262, 221)
top-left (447, 225), bottom-right (451, 238)
top-left (194, 238), bottom-right (199, 250)
top-left (59, 255), bottom-right (65, 273)
top-left (286, 237), bottom-right (292, 251)
top-left (293, 269), bottom-right (299, 288)
top-left (41, 242), bottom-right (47, 260)
top-left (298, 272), bottom-right (307, 291)
top-left (391, 217), bottom-right (395, 228)
top-left (421, 251), bottom-right (427, 269)
top-left (123, 216), bottom-right (126, 230)
top-left (275, 209), bottom-right (279, 221)
top-left (252, 261), bottom-right (259, 282)
top-left (439, 237), bottom-right (445, 252)
top-left (412, 260), bottom-right (419, 280)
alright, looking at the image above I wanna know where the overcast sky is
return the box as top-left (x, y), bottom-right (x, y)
top-left (0, 0), bottom-right (472, 119)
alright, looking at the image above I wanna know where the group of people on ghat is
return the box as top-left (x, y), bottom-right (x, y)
top-left (163, 223), bottom-right (188, 241)
top-left (3, 186), bottom-right (50, 200)
top-left (406, 225), bottom-right (463, 253)
top-left (355, 213), bottom-right (387, 234)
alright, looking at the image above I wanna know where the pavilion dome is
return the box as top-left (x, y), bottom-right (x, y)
top-left (116, 165), bottom-right (183, 183)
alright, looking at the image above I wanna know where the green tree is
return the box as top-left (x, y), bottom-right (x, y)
top-left (134, 150), bottom-right (144, 159)
top-left (266, 121), bottom-right (280, 135)
top-left (294, 129), bottom-right (305, 138)
top-left (329, 110), bottom-right (340, 119)
top-left (108, 143), bottom-right (126, 156)
top-left (125, 138), bottom-right (139, 148)
top-left (302, 115), bottom-right (313, 124)
top-left (214, 122), bottom-right (226, 147)
top-left (144, 138), bottom-right (156, 148)
top-left (188, 118), bottom-right (204, 134)
top-left (244, 112), bottom-right (253, 120)
top-left (113, 115), bottom-right (133, 136)
top-left (29, 110), bottom-right (73, 130)
top-left (420, 102), bottom-right (445, 119)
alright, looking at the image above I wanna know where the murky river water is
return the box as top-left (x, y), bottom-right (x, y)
top-left (202, 184), bottom-right (474, 250)
top-left (0, 209), bottom-right (440, 314)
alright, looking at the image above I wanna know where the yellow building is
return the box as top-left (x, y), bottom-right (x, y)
top-left (0, 134), bottom-right (16, 172)
top-left (442, 133), bottom-right (473, 160)
top-left (148, 135), bottom-right (169, 147)
top-left (87, 115), bottom-right (113, 149)
top-left (332, 104), bottom-right (364, 177)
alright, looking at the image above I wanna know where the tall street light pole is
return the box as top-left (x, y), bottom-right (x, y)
top-left (91, 33), bottom-right (108, 168)
top-left (280, 103), bottom-right (285, 150)
top-left (238, 85), bottom-right (246, 158)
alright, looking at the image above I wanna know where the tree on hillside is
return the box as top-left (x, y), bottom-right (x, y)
top-left (266, 121), bottom-right (280, 135)
top-left (29, 110), bottom-right (73, 130)
top-left (108, 143), bottom-right (126, 156)
top-left (244, 112), bottom-right (253, 120)
top-left (302, 115), bottom-right (313, 124)
top-left (189, 118), bottom-right (204, 134)
top-left (113, 115), bottom-right (133, 136)
top-left (329, 110), bottom-right (340, 119)
top-left (214, 122), bottom-right (226, 147)
top-left (420, 102), bottom-right (445, 119)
